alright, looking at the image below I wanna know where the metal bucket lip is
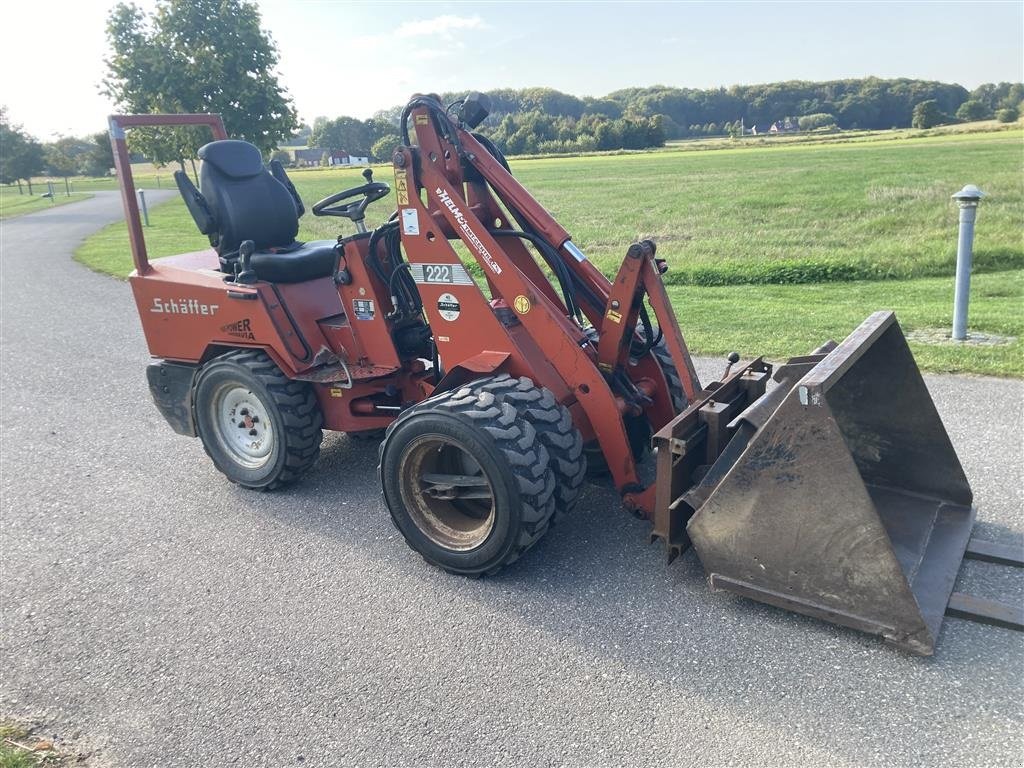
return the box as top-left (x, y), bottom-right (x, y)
top-left (798, 310), bottom-right (897, 395)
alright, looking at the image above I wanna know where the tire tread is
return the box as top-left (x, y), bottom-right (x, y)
top-left (197, 349), bottom-right (323, 490)
top-left (379, 378), bottom-right (559, 576)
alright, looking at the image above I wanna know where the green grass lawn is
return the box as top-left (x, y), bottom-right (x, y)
top-left (0, 720), bottom-right (70, 766)
top-left (64, 172), bottom-right (170, 192)
top-left (0, 186), bottom-right (91, 219)
top-left (521, 131), bottom-right (1023, 285)
top-left (668, 271), bottom-right (1022, 377)
top-left (74, 128), bottom-right (1023, 376)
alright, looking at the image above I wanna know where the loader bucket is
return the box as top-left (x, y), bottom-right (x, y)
top-left (685, 311), bottom-right (975, 655)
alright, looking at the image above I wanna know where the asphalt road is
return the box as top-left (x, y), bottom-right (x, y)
top-left (2, 192), bottom-right (1022, 767)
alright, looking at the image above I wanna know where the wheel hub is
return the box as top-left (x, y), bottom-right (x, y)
top-left (213, 385), bottom-right (274, 469)
top-left (398, 435), bottom-right (496, 551)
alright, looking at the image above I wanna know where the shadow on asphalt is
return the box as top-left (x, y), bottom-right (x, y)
top-left (205, 428), bottom-right (1024, 764)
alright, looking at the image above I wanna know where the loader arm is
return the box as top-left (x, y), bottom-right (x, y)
top-left (391, 94), bottom-right (1021, 656)
top-left (394, 94), bottom-right (703, 517)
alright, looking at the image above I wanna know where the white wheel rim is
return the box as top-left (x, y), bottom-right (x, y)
top-left (211, 385), bottom-right (274, 469)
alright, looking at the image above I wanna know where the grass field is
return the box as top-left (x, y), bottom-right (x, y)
top-left (668, 272), bottom-right (1022, 377)
top-left (0, 720), bottom-right (71, 766)
top-left (0, 187), bottom-right (91, 219)
top-left (74, 128), bottom-right (1023, 376)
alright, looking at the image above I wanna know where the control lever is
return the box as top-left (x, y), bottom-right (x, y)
top-left (235, 240), bottom-right (257, 285)
top-left (722, 351), bottom-right (741, 378)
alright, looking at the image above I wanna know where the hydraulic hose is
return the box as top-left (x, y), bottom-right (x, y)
top-left (488, 229), bottom-right (580, 321)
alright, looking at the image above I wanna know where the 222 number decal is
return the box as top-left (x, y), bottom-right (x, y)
top-left (425, 264), bottom-right (453, 283)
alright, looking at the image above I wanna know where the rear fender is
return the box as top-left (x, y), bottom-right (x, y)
top-left (432, 350), bottom-right (511, 393)
top-left (146, 360), bottom-right (198, 436)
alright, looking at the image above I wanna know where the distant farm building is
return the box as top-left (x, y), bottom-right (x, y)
top-left (769, 119), bottom-right (800, 134)
top-left (291, 148), bottom-right (369, 167)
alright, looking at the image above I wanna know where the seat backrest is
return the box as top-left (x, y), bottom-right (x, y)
top-left (198, 140), bottom-right (299, 255)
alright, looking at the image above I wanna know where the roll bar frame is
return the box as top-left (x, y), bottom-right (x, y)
top-left (108, 113), bottom-right (228, 274)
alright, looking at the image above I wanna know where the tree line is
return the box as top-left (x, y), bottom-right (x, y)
top-left (3, 0), bottom-right (1023, 191)
top-left (306, 80), bottom-right (1024, 160)
top-left (1, 109), bottom-right (114, 193)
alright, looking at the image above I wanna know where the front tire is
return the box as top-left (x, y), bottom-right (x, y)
top-left (460, 374), bottom-right (586, 524)
top-left (194, 350), bottom-right (323, 490)
top-left (378, 384), bottom-right (556, 576)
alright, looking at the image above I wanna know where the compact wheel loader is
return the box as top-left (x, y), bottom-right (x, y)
top-left (110, 95), bottom-right (1022, 656)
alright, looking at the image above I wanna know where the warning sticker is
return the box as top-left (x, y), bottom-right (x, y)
top-left (415, 114), bottom-right (429, 125)
top-left (395, 170), bottom-right (409, 206)
top-left (606, 309), bottom-right (622, 324)
top-left (353, 299), bottom-right (375, 320)
top-left (437, 293), bottom-right (461, 321)
top-left (401, 208), bottom-right (420, 235)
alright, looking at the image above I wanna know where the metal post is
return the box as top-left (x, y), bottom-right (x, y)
top-left (47, 181), bottom-right (55, 203)
top-left (138, 189), bottom-right (150, 226)
top-left (951, 185), bottom-right (985, 341)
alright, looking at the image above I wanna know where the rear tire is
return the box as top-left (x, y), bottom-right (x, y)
top-left (457, 375), bottom-right (586, 524)
top-left (194, 350), bottom-right (323, 490)
top-left (378, 383), bottom-right (556, 576)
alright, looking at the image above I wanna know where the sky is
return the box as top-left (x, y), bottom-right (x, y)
top-left (2, 0), bottom-right (1022, 140)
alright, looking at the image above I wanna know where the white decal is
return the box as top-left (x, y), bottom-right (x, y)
top-left (434, 187), bottom-right (502, 275)
top-left (353, 299), bottom-right (375, 320)
top-left (437, 293), bottom-right (461, 321)
top-left (401, 207), bottom-right (420, 235)
top-left (151, 297), bottom-right (219, 315)
top-left (410, 263), bottom-right (474, 286)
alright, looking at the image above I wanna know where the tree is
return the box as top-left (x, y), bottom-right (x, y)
top-left (1, 109), bottom-right (45, 193)
top-left (81, 132), bottom-right (115, 177)
top-left (955, 100), bottom-right (990, 122)
top-left (102, 0), bottom-right (297, 169)
top-left (371, 134), bottom-right (402, 162)
top-left (996, 106), bottom-right (1019, 123)
top-left (44, 137), bottom-right (89, 178)
top-left (310, 116), bottom-right (383, 156)
top-left (798, 113), bottom-right (837, 131)
top-left (971, 82), bottom-right (1024, 113)
top-left (270, 149), bottom-right (292, 166)
top-left (911, 100), bottom-right (944, 129)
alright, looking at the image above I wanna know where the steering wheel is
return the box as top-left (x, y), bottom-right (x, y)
top-left (312, 168), bottom-right (390, 221)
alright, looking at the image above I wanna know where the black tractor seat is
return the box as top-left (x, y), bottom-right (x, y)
top-left (243, 240), bottom-right (338, 283)
top-left (174, 139), bottom-right (336, 284)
